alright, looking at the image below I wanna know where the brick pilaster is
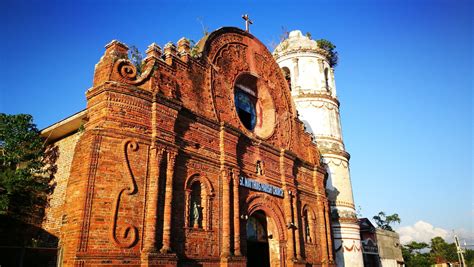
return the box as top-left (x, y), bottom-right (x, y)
top-left (220, 169), bottom-right (231, 258)
top-left (280, 149), bottom-right (296, 261)
top-left (325, 200), bottom-right (334, 263)
top-left (317, 197), bottom-right (329, 264)
top-left (233, 175), bottom-right (241, 256)
top-left (293, 193), bottom-right (303, 260)
top-left (142, 147), bottom-right (164, 253)
top-left (160, 151), bottom-right (176, 253)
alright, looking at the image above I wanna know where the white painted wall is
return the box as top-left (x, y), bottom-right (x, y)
top-left (295, 99), bottom-right (342, 140)
top-left (277, 53), bottom-right (337, 97)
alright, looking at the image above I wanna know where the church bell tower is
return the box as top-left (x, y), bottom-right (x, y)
top-left (274, 30), bottom-right (364, 267)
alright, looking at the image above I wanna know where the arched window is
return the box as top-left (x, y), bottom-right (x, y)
top-left (281, 67), bottom-right (291, 91)
top-left (324, 68), bottom-right (330, 91)
top-left (234, 74), bottom-right (258, 131)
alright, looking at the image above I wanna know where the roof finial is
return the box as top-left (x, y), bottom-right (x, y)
top-left (242, 14), bottom-right (253, 33)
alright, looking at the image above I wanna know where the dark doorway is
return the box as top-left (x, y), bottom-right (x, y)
top-left (246, 211), bottom-right (270, 267)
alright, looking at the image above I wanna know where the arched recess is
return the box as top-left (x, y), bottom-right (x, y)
top-left (246, 193), bottom-right (287, 267)
top-left (246, 193), bottom-right (286, 242)
top-left (324, 67), bottom-right (330, 91)
top-left (184, 173), bottom-right (214, 230)
top-left (301, 203), bottom-right (317, 244)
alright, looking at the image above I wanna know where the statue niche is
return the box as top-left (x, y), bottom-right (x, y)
top-left (185, 174), bottom-right (214, 230)
top-left (190, 182), bottom-right (202, 228)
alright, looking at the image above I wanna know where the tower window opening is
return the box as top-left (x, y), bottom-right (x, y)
top-left (234, 74), bottom-right (258, 131)
top-left (324, 68), bottom-right (330, 91)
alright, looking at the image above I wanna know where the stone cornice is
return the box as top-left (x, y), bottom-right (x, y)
top-left (319, 148), bottom-right (351, 160)
top-left (293, 92), bottom-right (340, 107)
top-left (273, 47), bottom-right (330, 62)
top-left (86, 81), bottom-right (153, 102)
top-left (330, 200), bottom-right (356, 209)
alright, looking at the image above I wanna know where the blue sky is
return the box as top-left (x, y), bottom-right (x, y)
top-left (1, 0), bottom-right (472, 242)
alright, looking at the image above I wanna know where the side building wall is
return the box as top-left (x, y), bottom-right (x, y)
top-left (376, 229), bottom-right (404, 267)
top-left (42, 132), bottom-right (82, 238)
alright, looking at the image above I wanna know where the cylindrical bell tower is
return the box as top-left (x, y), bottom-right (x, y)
top-left (274, 30), bottom-right (363, 267)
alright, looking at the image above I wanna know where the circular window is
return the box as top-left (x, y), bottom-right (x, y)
top-left (235, 85), bottom-right (257, 131)
top-left (234, 74), bottom-right (275, 139)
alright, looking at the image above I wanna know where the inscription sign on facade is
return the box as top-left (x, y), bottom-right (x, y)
top-left (239, 175), bottom-right (284, 197)
top-left (361, 238), bottom-right (378, 254)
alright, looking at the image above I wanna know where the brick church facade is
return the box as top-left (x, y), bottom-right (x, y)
top-left (41, 27), bottom-right (335, 266)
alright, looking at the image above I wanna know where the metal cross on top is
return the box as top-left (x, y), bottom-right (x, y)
top-left (242, 14), bottom-right (253, 32)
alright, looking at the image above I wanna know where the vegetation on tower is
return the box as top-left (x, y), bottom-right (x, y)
top-left (316, 39), bottom-right (339, 68)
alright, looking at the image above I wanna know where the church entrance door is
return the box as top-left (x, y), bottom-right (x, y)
top-left (246, 211), bottom-right (270, 267)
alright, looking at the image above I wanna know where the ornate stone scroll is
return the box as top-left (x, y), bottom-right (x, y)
top-left (211, 42), bottom-right (249, 125)
top-left (111, 139), bottom-right (140, 248)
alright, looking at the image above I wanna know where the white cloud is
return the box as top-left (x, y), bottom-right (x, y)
top-left (396, 221), bottom-right (474, 246)
top-left (397, 221), bottom-right (449, 244)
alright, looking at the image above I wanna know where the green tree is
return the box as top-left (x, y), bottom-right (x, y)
top-left (406, 241), bottom-right (430, 251)
top-left (403, 241), bottom-right (434, 267)
top-left (373, 211), bottom-right (401, 231)
top-left (402, 237), bottom-right (469, 266)
top-left (430, 236), bottom-right (457, 263)
top-left (316, 39), bottom-right (339, 67)
top-left (465, 248), bottom-right (474, 266)
top-left (0, 114), bottom-right (55, 221)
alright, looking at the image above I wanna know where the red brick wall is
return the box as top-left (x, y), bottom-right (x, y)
top-left (57, 27), bottom-right (334, 266)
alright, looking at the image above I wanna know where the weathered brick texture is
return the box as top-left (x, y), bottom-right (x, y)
top-left (46, 27), bottom-right (335, 267)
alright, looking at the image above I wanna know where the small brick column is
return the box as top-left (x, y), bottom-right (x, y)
top-left (161, 151), bottom-right (176, 253)
top-left (233, 175), bottom-right (241, 256)
top-left (220, 170), bottom-right (231, 258)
